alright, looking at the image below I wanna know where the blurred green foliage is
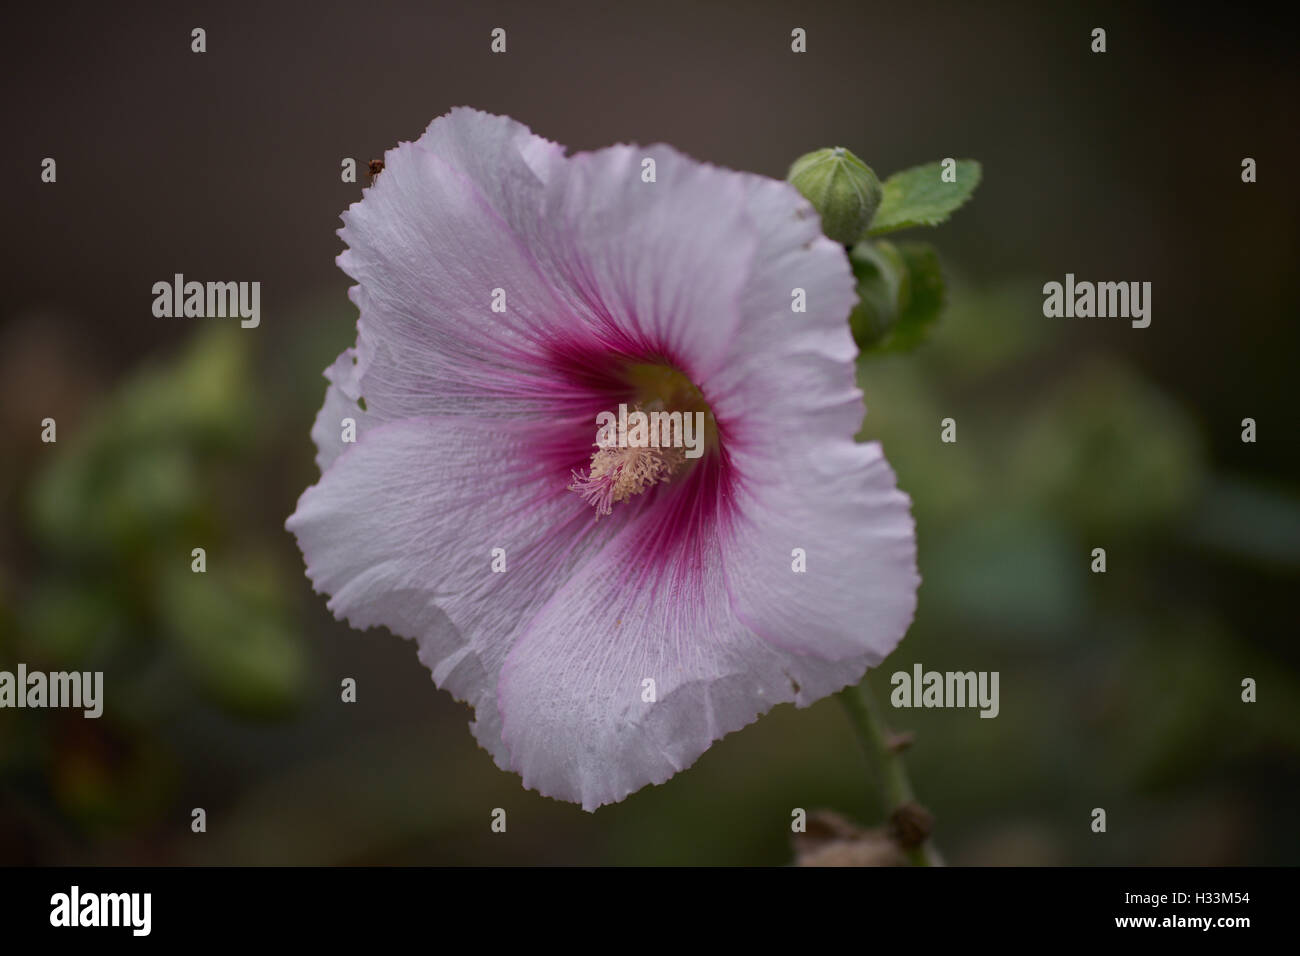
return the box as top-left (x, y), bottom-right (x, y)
top-left (852, 274), bottom-right (1300, 864)
top-left (2, 328), bottom-right (307, 849)
top-left (23, 327), bottom-right (305, 717)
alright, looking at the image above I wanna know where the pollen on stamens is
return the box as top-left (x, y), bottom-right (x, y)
top-left (569, 443), bottom-right (685, 517)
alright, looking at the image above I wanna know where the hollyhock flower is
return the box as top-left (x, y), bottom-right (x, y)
top-left (286, 107), bottom-right (919, 810)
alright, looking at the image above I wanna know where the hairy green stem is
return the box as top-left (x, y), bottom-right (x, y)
top-left (838, 678), bottom-right (939, 866)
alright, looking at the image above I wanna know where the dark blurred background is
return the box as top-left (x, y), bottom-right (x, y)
top-left (2, 0), bottom-right (1297, 864)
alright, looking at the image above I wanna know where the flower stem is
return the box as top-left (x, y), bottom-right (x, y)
top-left (838, 677), bottom-right (940, 866)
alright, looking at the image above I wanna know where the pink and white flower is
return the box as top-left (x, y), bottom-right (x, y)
top-left (286, 108), bottom-right (918, 810)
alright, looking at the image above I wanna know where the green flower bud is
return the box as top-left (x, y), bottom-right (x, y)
top-left (786, 147), bottom-right (883, 245)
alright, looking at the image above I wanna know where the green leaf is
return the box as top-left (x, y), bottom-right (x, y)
top-left (847, 240), bottom-right (906, 348)
top-left (867, 159), bottom-right (981, 236)
top-left (884, 242), bottom-right (945, 351)
top-left (848, 240), bottom-right (946, 352)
